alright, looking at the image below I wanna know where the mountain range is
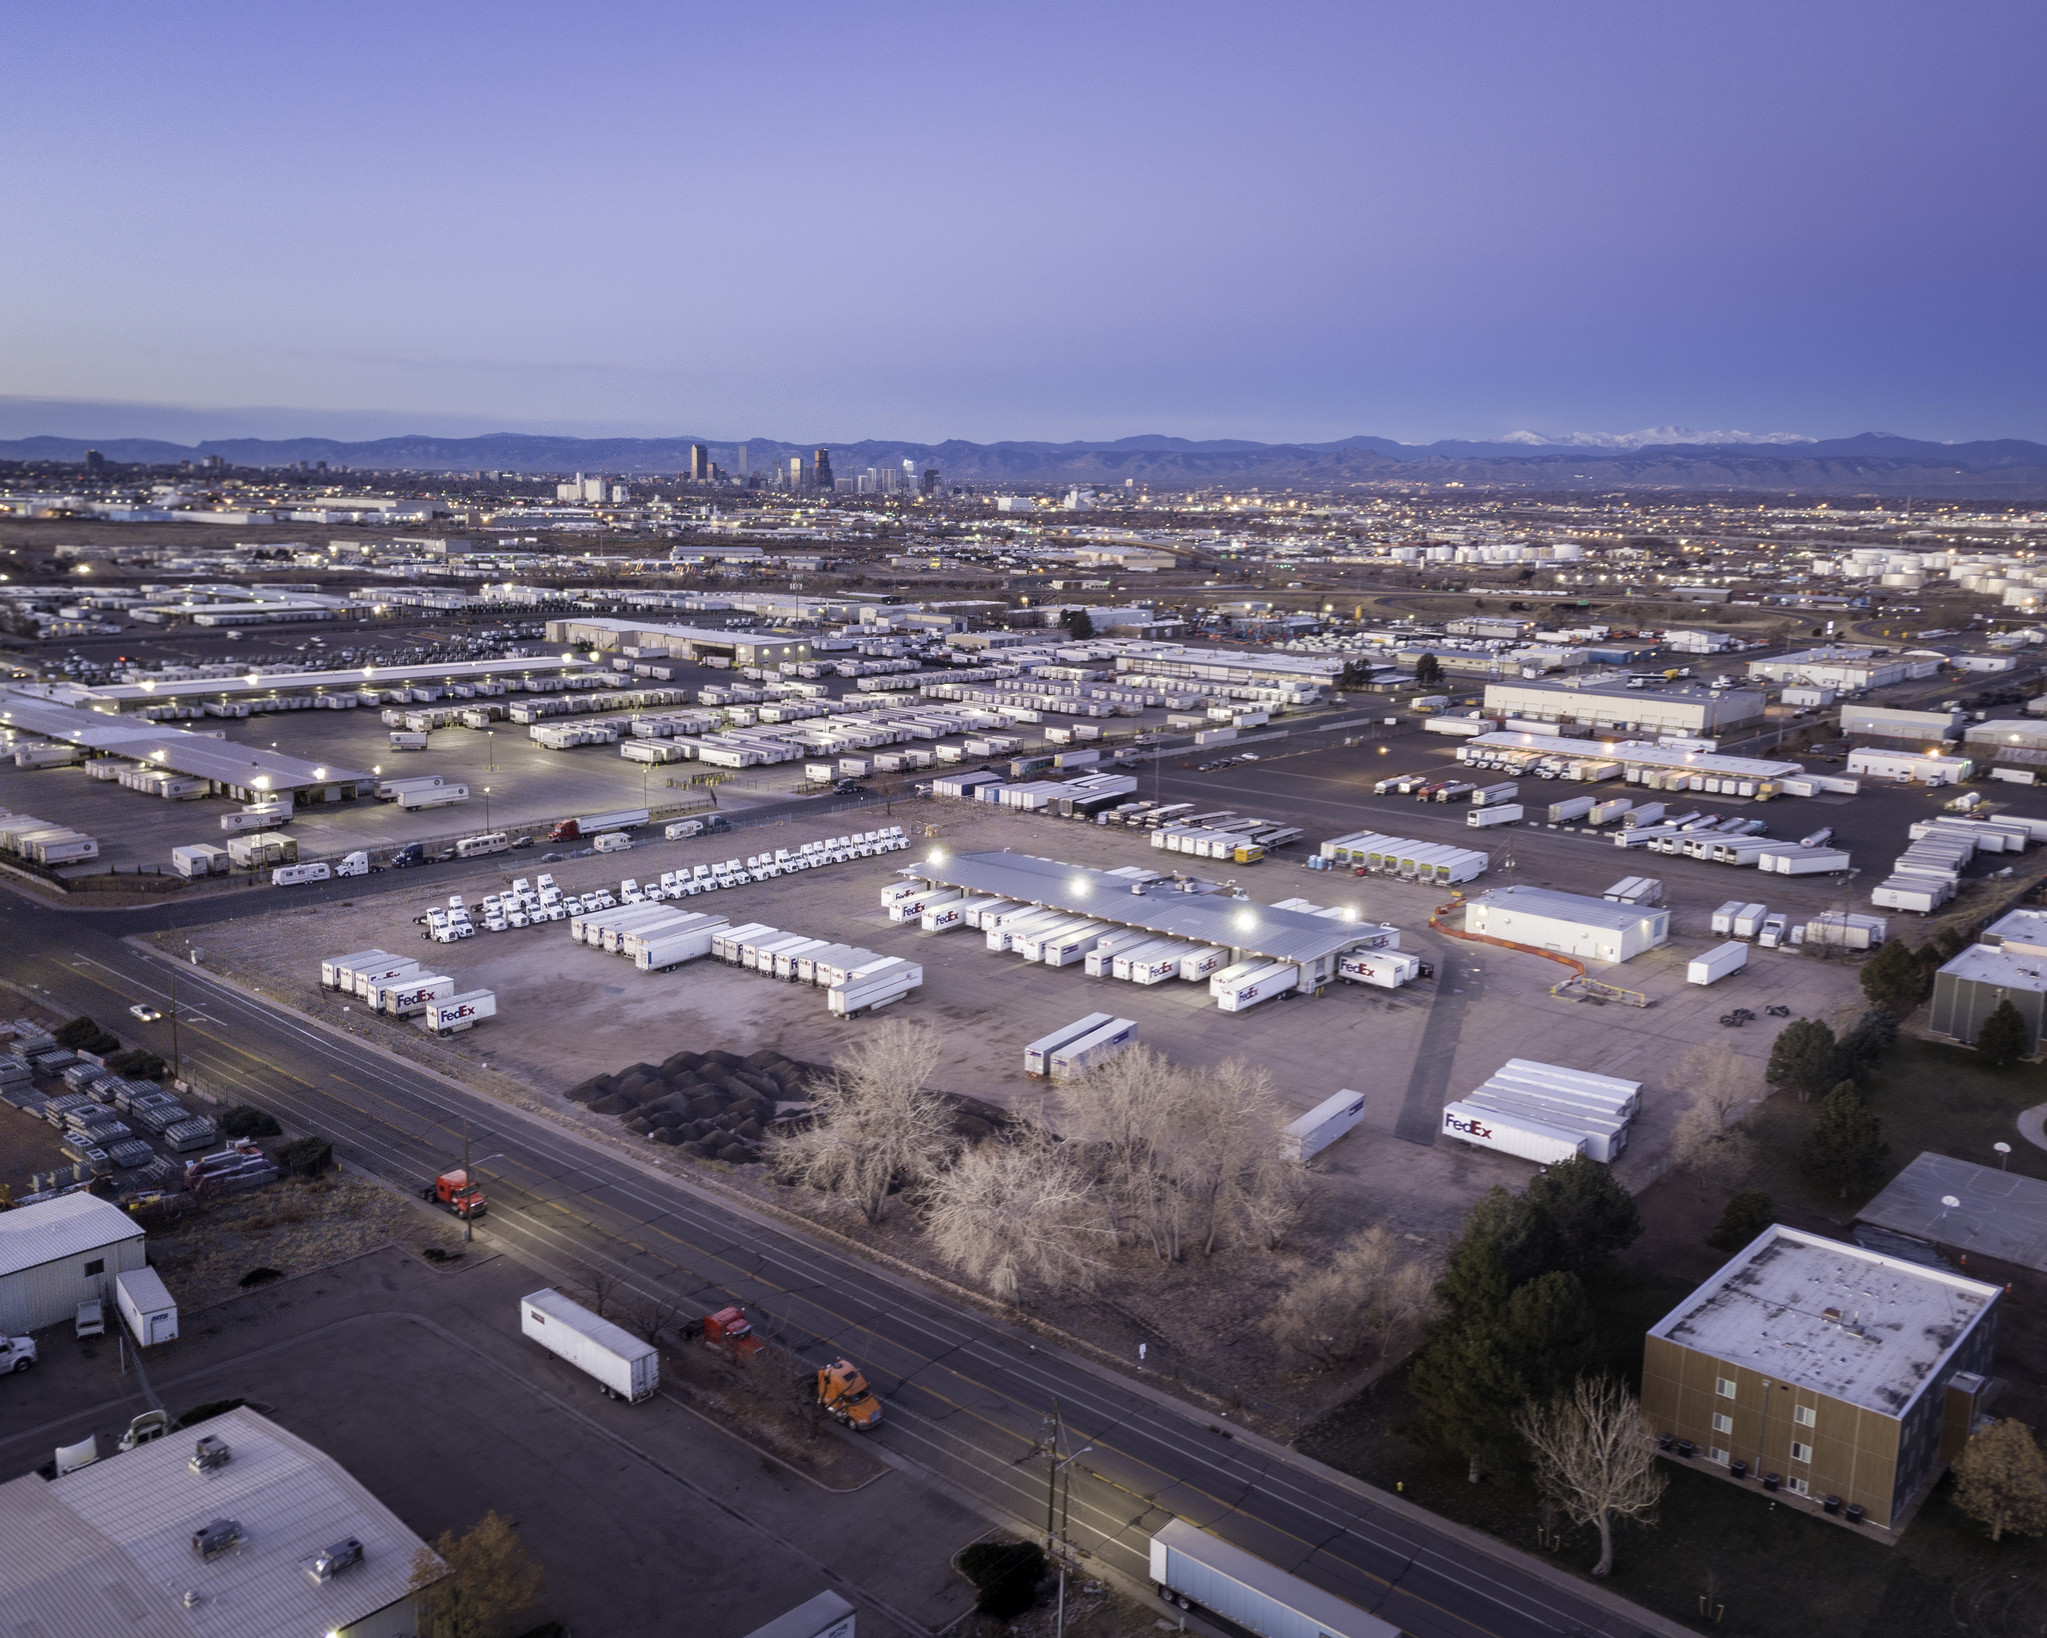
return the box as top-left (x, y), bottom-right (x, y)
top-left (4, 429), bottom-right (2046, 496)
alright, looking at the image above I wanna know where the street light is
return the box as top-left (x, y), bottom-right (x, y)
top-left (1996, 1142), bottom-right (2013, 1170)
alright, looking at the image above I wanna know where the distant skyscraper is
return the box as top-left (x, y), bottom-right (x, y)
top-left (82, 449), bottom-right (104, 473)
top-left (689, 444), bottom-right (709, 481)
top-left (787, 455), bottom-right (805, 490)
top-left (920, 467), bottom-right (940, 496)
top-left (813, 448), bottom-right (834, 492)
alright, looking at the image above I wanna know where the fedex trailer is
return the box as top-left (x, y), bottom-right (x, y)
top-left (1025, 1013), bottom-right (1116, 1077)
top-left (1335, 948), bottom-right (1423, 989)
top-left (635, 923), bottom-right (726, 971)
top-left (1085, 928), bottom-right (1154, 976)
top-left (371, 974), bottom-right (455, 1016)
top-left (1282, 1090), bottom-right (1368, 1164)
top-left (420, 990), bottom-right (497, 1034)
top-left (1047, 1017), bottom-right (1139, 1082)
top-left (1212, 961), bottom-right (1301, 1012)
top-left (1440, 1101), bottom-right (1588, 1166)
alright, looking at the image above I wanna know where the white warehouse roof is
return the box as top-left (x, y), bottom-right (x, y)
top-left (1464, 730), bottom-right (1804, 781)
top-left (0, 1407), bottom-right (440, 1638)
top-left (0, 1192), bottom-right (142, 1279)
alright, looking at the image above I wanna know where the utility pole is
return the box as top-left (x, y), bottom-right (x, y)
top-left (167, 962), bottom-right (181, 1084)
top-left (1039, 1400), bottom-right (1093, 1638)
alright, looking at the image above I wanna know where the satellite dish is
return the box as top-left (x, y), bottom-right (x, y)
top-left (1941, 1196), bottom-right (1962, 1209)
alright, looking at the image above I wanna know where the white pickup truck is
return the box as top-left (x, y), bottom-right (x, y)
top-left (0, 1334), bottom-right (36, 1374)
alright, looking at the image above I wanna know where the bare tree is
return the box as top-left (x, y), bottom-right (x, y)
top-left (1273, 1226), bottom-right (1439, 1371)
top-left (1515, 1376), bottom-right (1667, 1578)
top-left (1069, 1044), bottom-right (1188, 1257)
top-left (922, 1129), bottom-right (1109, 1304)
top-left (622, 1288), bottom-right (687, 1347)
top-left (574, 1263), bottom-right (621, 1319)
top-left (1167, 1056), bottom-right (1301, 1256)
top-left (1669, 1045), bottom-right (1759, 1182)
top-left (765, 1019), bottom-right (958, 1224)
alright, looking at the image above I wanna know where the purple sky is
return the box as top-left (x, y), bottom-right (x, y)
top-left (3, 1), bottom-right (2042, 444)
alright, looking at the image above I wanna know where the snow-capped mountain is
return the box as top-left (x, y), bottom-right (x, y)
top-left (1498, 427), bottom-right (1816, 449)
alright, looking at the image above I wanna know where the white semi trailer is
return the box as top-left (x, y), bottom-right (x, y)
top-left (520, 1288), bottom-right (659, 1402)
top-left (1148, 1518), bottom-right (1397, 1638)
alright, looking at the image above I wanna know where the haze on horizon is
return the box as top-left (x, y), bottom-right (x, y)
top-left (3, 1), bottom-right (2041, 448)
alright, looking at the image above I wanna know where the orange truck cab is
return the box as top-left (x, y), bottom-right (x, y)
top-left (816, 1358), bottom-right (884, 1430)
top-left (422, 1168), bottom-right (487, 1219)
top-left (701, 1305), bottom-right (765, 1361)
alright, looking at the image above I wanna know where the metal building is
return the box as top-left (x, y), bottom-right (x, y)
top-left (0, 1193), bottom-right (147, 1333)
top-left (1463, 885), bottom-right (1669, 963)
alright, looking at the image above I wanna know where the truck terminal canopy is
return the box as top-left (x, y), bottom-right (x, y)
top-left (911, 850), bottom-right (1377, 967)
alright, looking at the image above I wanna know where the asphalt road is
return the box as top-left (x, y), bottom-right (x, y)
top-left (0, 890), bottom-right (1673, 1638)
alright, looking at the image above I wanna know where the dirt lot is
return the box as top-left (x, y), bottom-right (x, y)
top-left (161, 794), bottom-right (1875, 1425)
top-left (141, 1172), bottom-right (464, 1310)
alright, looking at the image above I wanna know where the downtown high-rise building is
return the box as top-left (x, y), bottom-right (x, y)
top-left (813, 448), bottom-right (834, 492)
top-left (786, 455), bottom-right (805, 490)
top-left (689, 443), bottom-right (709, 481)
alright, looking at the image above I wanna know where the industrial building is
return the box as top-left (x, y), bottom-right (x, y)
top-left (1846, 747), bottom-right (1974, 786)
top-left (1746, 646), bottom-right (1931, 691)
top-left (546, 615), bottom-right (817, 669)
top-left (1857, 1152), bottom-right (2047, 1273)
top-left (1928, 909), bottom-right (2047, 1055)
top-left (1479, 678), bottom-right (1766, 736)
top-left (0, 1406), bottom-right (442, 1638)
top-left (1642, 1226), bottom-right (2000, 1530)
top-left (904, 850), bottom-right (1383, 986)
top-left (0, 1192), bottom-right (147, 1332)
top-left (1840, 704), bottom-right (1961, 743)
top-left (1462, 885), bottom-right (1669, 963)
top-left (1457, 731), bottom-right (1805, 789)
top-left (1963, 718), bottom-right (2047, 765)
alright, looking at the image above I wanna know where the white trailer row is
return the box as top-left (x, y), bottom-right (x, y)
top-left (701, 921), bottom-right (925, 1016)
top-left (1317, 831), bottom-right (1489, 884)
top-left (317, 945), bottom-right (496, 1032)
top-left (1440, 1058), bottom-right (1641, 1165)
top-left (1022, 1013), bottom-right (1141, 1081)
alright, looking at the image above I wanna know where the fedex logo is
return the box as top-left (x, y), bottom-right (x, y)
top-left (1444, 1114), bottom-right (1494, 1139)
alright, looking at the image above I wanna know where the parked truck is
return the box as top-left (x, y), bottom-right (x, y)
top-left (397, 783), bottom-right (469, 811)
top-left (521, 1288), bottom-right (659, 1402)
top-left (815, 1358), bottom-right (884, 1430)
top-left (421, 1167), bottom-right (487, 1219)
top-left (549, 808), bottom-right (649, 843)
top-left (1148, 1518), bottom-right (1396, 1638)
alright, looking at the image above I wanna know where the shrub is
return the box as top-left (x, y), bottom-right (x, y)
top-left (277, 1137), bottom-right (332, 1177)
top-left (53, 1016), bottom-right (104, 1050)
top-left (958, 1541), bottom-right (1045, 1618)
top-left (219, 1105), bottom-right (283, 1139)
top-left (1707, 1189), bottom-right (1775, 1251)
top-left (239, 1267), bottom-right (284, 1288)
top-left (105, 1049), bottom-right (166, 1081)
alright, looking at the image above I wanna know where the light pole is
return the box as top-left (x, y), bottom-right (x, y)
top-left (1996, 1142), bottom-right (2012, 1171)
top-left (486, 729), bottom-right (494, 773)
top-left (1040, 1401), bottom-right (1093, 1638)
top-left (482, 787), bottom-right (491, 832)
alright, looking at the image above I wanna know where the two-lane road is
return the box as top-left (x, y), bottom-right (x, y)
top-left (0, 894), bottom-right (1669, 1638)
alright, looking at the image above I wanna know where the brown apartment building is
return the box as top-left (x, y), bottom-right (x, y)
top-left (1642, 1225), bottom-right (2000, 1531)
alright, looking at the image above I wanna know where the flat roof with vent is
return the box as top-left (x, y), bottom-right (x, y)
top-left (1648, 1225), bottom-right (2000, 1419)
top-left (0, 1406), bottom-right (440, 1638)
top-left (1856, 1151), bottom-right (2047, 1272)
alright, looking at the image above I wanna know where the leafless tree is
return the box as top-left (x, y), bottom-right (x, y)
top-left (765, 1019), bottom-right (958, 1225)
top-left (1273, 1226), bottom-right (1440, 1370)
top-left (574, 1263), bottom-right (622, 1319)
top-left (1167, 1056), bottom-right (1302, 1256)
top-left (1669, 1045), bottom-right (1760, 1182)
top-left (1516, 1376), bottom-right (1667, 1578)
top-left (922, 1129), bottom-right (1110, 1304)
top-left (1069, 1044), bottom-right (1187, 1257)
top-left (622, 1288), bottom-right (687, 1347)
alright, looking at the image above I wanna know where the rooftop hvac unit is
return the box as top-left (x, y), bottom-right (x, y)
top-left (191, 1519), bottom-right (244, 1560)
top-left (306, 1537), bottom-right (365, 1583)
top-left (189, 1435), bottom-right (231, 1474)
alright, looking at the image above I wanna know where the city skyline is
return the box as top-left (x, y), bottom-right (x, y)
top-left (3, 1), bottom-right (2042, 444)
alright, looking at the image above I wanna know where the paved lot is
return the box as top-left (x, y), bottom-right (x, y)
top-left (0, 1241), bottom-right (980, 1638)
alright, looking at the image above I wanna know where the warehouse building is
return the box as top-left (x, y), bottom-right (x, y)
top-left (1846, 747), bottom-right (1974, 786)
top-left (1458, 731), bottom-right (1804, 788)
top-left (1928, 909), bottom-right (2047, 1055)
top-left (1964, 719), bottom-right (2047, 766)
top-left (0, 1405), bottom-right (443, 1638)
top-left (1642, 1226), bottom-right (2000, 1531)
top-left (0, 1192), bottom-right (147, 1332)
top-left (546, 615), bottom-right (815, 669)
top-left (1463, 884), bottom-right (1669, 963)
top-left (1480, 678), bottom-right (1766, 736)
top-left (1746, 646), bottom-right (1932, 692)
top-left (1840, 704), bottom-right (1961, 743)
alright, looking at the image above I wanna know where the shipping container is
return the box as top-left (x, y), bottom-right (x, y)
top-left (1148, 1519), bottom-right (1396, 1638)
top-left (1282, 1090), bottom-right (1368, 1163)
top-left (1710, 900), bottom-right (1745, 936)
top-left (1731, 903), bottom-right (1769, 939)
top-left (1440, 1100), bottom-right (1588, 1165)
top-left (1047, 1017), bottom-right (1139, 1081)
top-left (1688, 941), bottom-right (1748, 985)
top-left (1025, 1013), bottom-right (1117, 1077)
top-left (521, 1287), bottom-right (658, 1402)
top-left (114, 1267), bottom-right (178, 1346)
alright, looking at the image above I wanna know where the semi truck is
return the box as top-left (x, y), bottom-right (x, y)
top-left (421, 1167), bottom-right (488, 1219)
top-left (1148, 1518), bottom-right (1397, 1638)
top-left (548, 808), bottom-right (649, 843)
top-left (521, 1288), bottom-right (659, 1402)
top-left (815, 1358), bottom-right (884, 1430)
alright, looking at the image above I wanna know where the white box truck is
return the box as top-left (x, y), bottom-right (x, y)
top-left (1148, 1518), bottom-right (1396, 1638)
top-left (1441, 1101), bottom-right (1589, 1165)
top-left (1047, 1017), bottom-right (1139, 1082)
top-left (1025, 1013), bottom-right (1116, 1077)
top-left (1282, 1090), bottom-right (1368, 1164)
top-left (520, 1288), bottom-right (658, 1402)
top-left (1688, 941), bottom-right (1748, 985)
top-left (1212, 961), bottom-right (1300, 1012)
top-left (114, 1267), bottom-right (178, 1346)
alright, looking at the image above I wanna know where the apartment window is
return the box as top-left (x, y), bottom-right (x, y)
top-left (1715, 1377), bottom-right (1738, 1399)
top-left (1786, 1477), bottom-right (1810, 1497)
top-left (1712, 1413), bottom-right (1734, 1435)
top-left (83, 1259), bottom-right (104, 1276)
top-left (1791, 1442), bottom-right (1813, 1464)
top-left (1709, 1447), bottom-right (1730, 1466)
top-left (1793, 1404), bottom-right (1817, 1429)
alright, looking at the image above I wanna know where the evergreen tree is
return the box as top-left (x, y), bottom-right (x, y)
top-left (1800, 1079), bottom-right (1890, 1199)
top-left (1976, 999), bottom-right (2032, 1069)
top-left (1860, 938), bottom-right (1932, 1016)
top-left (1767, 1017), bottom-right (1839, 1099)
top-left (1523, 1156), bottom-right (1643, 1273)
top-left (1059, 607), bottom-right (1095, 640)
top-left (1407, 1320), bottom-right (1528, 1484)
top-left (1414, 652), bottom-right (1444, 687)
top-left (1835, 1006), bottom-right (1899, 1078)
top-left (1439, 1185), bottom-right (1557, 1307)
top-left (1502, 1271), bottom-right (1597, 1400)
top-left (1706, 1189), bottom-right (1775, 1252)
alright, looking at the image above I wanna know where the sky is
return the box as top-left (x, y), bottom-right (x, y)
top-left (2, 1), bottom-right (2043, 446)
